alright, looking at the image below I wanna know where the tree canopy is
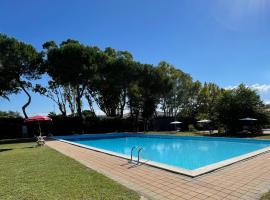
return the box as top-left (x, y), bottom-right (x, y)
top-left (0, 110), bottom-right (21, 118)
top-left (44, 39), bottom-right (102, 118)
top-left (1, 34), bottom-right (269, 133)
top-left (214, 84), bottom-right (269, 133)
top-left (0, 34), bottom-right (42, 118)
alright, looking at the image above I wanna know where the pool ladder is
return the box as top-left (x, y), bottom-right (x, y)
top-left (129, 146), bottom-right (143, 165)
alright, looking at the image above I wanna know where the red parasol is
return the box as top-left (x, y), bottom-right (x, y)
top-left (24, 115), bottom-right (52, 136)
top-left (24, 115), bottom-right (52, 122)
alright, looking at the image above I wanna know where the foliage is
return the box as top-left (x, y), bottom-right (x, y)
top-left (89, 47), bottom-right (134, 117)
top-left (127, 63), bottom-right (164, 130)
top-left (0, 34), bottom-right (42, 118)
top-left (81, 110), bottom-right (96, 118)
top-left (156, 61), bottom-right (193, 117)
top-left (48, 112), bottom-right (57, 118)
top-left (195, 82), bottom-right (223, 120)
top-left (1, 34), bottom-right (269, 133)
top-left (188, 124), bottom-right (197, 132)
top-left (34, 81), bottom-right (68, 116)
top-left (0, 111), bottom-right (21, 118)
top-left (44, 39), bottom-right (102, 118)
top-left (214, 84), bottom-right (269, 133)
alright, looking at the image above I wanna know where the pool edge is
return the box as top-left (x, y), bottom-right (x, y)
top-left (50, 133), bottom-right (270, 177)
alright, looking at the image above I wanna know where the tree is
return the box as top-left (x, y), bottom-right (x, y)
top-left (156, 61), bottom-right (194, 118)
top-left (42, 40), bottom-right (77, 116)
top-left (214, 84), bottom-right (269, 133)
top-left (34, 81), bottom-right (68, 116)
top-left (127, 79), bottom-right (141, 129)
top-left (0, 34), bottom-right (42, 118)
top-left (44, 39), bottom-right (101, 119)
top-left (196, 83), bottom-right (223, 120)
top-left (127, 63), bottom-right (163, 131)
top-left (65, 84), bottom-right (78, 116)
top-left (179, 80), bottom-right (202, 120)
top-left (89, 47), bottom-right (134, 117)
top-left (0, 111), bottom-right (21, 118)
top-left (156, 62), bottom-right (174, 117)
top-left (140, 64), bottom-right (163, 130)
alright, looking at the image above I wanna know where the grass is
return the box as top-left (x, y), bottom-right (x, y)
top-left (0, 142), bottom-right (140, 200)
top-left (1, 134), bottom-right (269, 200)
top-left (255, 134), bottom-right (270, 139)
top-left (260, 191), bottom-right (270, 200)
top-left (145, 131), bottom-right (203, 136)
top-left (145, 131), bottom-right (270, 139)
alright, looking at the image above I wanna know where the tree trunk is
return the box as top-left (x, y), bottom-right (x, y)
top-left (85, 93), bottom-right (96, 116)
top-left (119, 89), bottom-right (127, 118)
top-left (20, 83), bottom-right (31, 119)
top-left (76, 85), bottom-right (83, 119)
top-left (135, 112), bottom-right (139, 132)
top-left (143, 119), bottom-right (146, 133)
top-left (58, 103), bottom-right (67, 116)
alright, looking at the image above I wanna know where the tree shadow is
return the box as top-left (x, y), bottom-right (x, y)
top-left (21, 146), bottom-right (35, 149)
top-left (0, 148), bottom-right (12, 152)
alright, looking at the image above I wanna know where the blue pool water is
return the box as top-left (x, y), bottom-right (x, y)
top-left (57, 134), bottom-right (270, 170)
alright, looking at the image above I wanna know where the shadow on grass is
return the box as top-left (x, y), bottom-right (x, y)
top-left (0, 148), bottom-right (12, 152)
top-left (21, 146), bottom-right (35, 149)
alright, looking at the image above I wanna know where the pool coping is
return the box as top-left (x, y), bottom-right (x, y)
top-left (52, 133), bottom-right (270, 177)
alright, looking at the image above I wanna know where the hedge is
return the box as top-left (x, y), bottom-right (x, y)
top-left (0, 117), bottom-right (144, 139)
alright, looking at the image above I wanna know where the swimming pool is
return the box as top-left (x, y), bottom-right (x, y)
top-left (54, 133), bottom-right (270, 176)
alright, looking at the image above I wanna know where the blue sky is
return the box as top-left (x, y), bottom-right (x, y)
top-left (1, 0), bottom-right (270, 115)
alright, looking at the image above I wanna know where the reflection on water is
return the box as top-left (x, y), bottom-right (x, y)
top-left (198, 145), bottom-right (209, 152)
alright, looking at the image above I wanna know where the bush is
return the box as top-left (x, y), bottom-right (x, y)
top-left (0, 116), bottom-right (145, 139)
top-left (188, 124), bottom-right (197, 132)
top-left (0, 118), bottom-right (23, 139)
top-left (214, 84), bottom-right (270, 134)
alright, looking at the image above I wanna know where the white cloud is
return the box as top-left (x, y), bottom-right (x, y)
top-left (264, 100), bottom-right (270, 105)
top-left (225, 85), bottom-right (237, 90)
top-left (249, 84), bottom-right (270, 93)
top-left (226, 84), bottom-right (270, 93)
top-left (225, 84), bottom-right (270, 104)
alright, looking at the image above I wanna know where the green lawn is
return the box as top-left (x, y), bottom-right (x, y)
top-left (0, 142), bottom-right (140, 200)
top-left (261, 191), bottom-right (270, 200)
top-left (146, 131), bottom-right (270, 139)
top-left (145, 131), bottom-right (203, 136)
top-left (255, 134), bottom-right (270, 139)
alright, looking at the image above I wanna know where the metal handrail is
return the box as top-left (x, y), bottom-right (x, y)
top-left (129, 146), bottom-right (145, 165)
top-left (130, 146), bottom-right (138, 162)
top-left (137, 147), bottom-right (143, 164)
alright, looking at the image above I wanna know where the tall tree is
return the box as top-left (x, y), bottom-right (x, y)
top-left (156, 61), bottom-right (193, 118)
top-left (196, 83), bottom-right (223, 120)
top-left (140, 64), bottom-right (163, 130)
top-left (0, 34), bottom-right (42, 118)
top-left (34, 81), bottom-right (68, 116)
top-left (89, 47), bottom-right (134, 117)
top-left (214, 84), bottom-right (269, 133)
top-left (42, 41), bottom-right (77, 116)
top-left (127, 63), bottom-right (163, 130)
top-left (44, 39), bottom-right (100, 118)
top-left (179, 81), bottom-right (201, 119)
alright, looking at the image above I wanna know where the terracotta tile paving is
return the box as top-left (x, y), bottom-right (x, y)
top-left (46, 140), bottom-right (270, 200)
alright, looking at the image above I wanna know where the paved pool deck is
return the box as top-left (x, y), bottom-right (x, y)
top-left (46, 140), bottom-right (270, 200)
